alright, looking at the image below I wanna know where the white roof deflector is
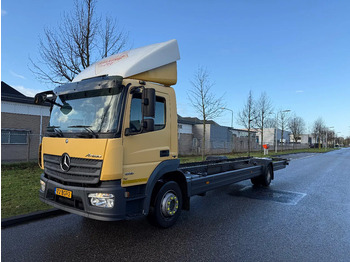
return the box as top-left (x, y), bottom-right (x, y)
top-left (73, 39), bottom-right (180, 85)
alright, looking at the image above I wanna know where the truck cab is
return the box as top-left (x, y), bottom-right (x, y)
top-left (37, 40), bottom-right (186, 226)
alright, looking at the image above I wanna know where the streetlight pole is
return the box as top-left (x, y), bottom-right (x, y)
top-left (275, 109), bottom-right (290, 153)
top-left (221, 107), bottom-right (233, 128)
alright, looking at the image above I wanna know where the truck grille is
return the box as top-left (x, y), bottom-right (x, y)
top-left (44, 154), bottom-right (102, 184)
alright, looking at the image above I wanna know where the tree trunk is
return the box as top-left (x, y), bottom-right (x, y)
top-left (318, 135), bottom-right (321, 149)
top-left (281, 129), bottom-right (284, 152)
top-left (202, 121), bottom-right (206, 161)
top-left (261, 129), bottom-right (264, 154)
top-left (248, 121), bottom-right (251, 157)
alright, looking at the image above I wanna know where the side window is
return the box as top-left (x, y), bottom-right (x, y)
top-left (153, 97), bottom-right (165, 131)
top-left (129, 93), bottom-right (166, 133)
top-left (129, 94), bottom-right (142, 132)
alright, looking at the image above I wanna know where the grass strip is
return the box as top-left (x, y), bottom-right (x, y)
top-left (1, 162), bottom-right (51, 218)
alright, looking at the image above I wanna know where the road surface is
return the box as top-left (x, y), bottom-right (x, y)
top-left (2, 148), bottom-right (350, 261)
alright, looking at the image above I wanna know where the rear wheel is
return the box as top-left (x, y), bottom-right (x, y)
top-left (251, 176), bottom-right (262, 185)
top-left (148, 181), bottom-right (182, 228)
top-left (261, 165), bottom-right (272, 186)
top-left (251, 165), bottom-right (272, 186)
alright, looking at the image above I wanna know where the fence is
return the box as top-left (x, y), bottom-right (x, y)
top-left (178, 139), bottom-right (310, 156)
top-left (271, 143), bottom-right (309, 152)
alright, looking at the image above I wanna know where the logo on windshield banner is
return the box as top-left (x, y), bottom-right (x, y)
top-left (60, 153), bottom-right (71, 172)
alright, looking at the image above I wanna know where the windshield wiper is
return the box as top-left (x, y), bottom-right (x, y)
top-left (47, 125), bottom-right (63, 137)
top-left (68, 125), bottom-right (98, 138)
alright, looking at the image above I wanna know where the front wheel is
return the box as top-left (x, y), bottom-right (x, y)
top-left (148, 181), bottom-right (182, 228)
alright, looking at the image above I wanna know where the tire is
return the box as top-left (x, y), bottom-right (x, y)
top-left (251, 165), bottom-right (272, 186)
top-left (148, 181), bottom-right (182, 228)
top-left (251, 176), bottom-right (262, 186)
top-left (261, 165), bottom-right (272, 187)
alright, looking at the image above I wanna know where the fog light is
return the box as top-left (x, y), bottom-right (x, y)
top-left (88, 193), bottom-right (114, 208)
top-left (40, 180), bottom-right (46, 192)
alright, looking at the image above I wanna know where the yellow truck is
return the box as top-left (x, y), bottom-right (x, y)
top-left (35, 40), bottom-right (288, 228)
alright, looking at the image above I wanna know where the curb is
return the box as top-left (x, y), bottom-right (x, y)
top-left (2, 209), bottom-right (67, 228)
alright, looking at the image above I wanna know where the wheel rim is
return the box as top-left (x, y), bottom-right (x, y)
top-left (266, 169), bottom-right (271, 182)
top-left (160, 190), bottom-right (179, 217)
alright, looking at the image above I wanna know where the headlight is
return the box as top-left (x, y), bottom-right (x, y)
top-left (88, 193), bottom-right (114, 208)
top-left (40, 180), bottom-right (46, 192)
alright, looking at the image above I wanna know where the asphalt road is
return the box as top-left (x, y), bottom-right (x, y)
top-left (2, 149), bottom-right (350, 261)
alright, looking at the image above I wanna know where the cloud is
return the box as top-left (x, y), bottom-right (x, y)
top-left (1, 10), bottom-right (7, 16)
top-left (13, 85), bottom-right (43, 97)
top-left (296, 90), bottom-right (304, 93)
top-left (10, 70), bottom-right (26, 79)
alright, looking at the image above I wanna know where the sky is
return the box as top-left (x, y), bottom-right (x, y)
top-left (2, 0), bottom-right (350, 137)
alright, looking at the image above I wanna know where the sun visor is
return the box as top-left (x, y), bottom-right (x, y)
top-left (73, 39), bottom-right (180, 85)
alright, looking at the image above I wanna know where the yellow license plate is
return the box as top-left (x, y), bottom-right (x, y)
top-left (55, 188), bottom-right (72, 199)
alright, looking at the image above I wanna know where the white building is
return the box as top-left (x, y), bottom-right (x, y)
top-left (255, 128), bottom-right (291, 146)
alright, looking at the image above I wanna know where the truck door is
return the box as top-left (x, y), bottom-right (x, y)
top-left (122, 89), bottom-right (171, 187)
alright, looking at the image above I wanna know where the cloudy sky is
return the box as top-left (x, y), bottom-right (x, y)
top-left (2, 0), bottom-right (350, 136)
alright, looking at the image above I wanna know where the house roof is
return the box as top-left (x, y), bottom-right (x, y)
top-left (229, 128), bottom-right (257, 134)
top-left (177, 115), bottom-right (218, 125)
top-left (1, 81), bottom-right (26, 97)
top-left (1, 81), bottom-right (50, 106)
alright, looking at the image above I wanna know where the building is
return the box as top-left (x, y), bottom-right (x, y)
top-left (178, 116), bottom-right (233, 155)
top-left (178, 116), bottom-right (259, 155)
top-left (255, 128), bottom-right (291, 146)
top-left (230, 128), bottom-right (259, 152)
top-left (1, 82), bottom-right (50, 162)
top-left (289, 133), bottom-right (313, 144)
top-left (177, 116), bottom-right (196, 155)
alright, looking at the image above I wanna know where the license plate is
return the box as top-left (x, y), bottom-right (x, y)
top-left (55, 188), bottom-right (72, 199)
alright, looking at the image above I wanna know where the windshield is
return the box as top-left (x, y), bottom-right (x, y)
top-left (48, 85), bottom-right (123, 135)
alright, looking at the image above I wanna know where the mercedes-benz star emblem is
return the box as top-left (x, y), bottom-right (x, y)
top-left (65, 139), bottom-right (69, 144)
top-left (60, 153), bottom-right (71, 172)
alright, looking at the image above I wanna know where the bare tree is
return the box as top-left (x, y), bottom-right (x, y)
top-left (188, 66), bottom-right (224, 160)
top-left (278, 110), bottom-right (290, 151)
top-left (288, 115), bottom-right (305, 147)
top-left (237, 90), bottom-right (257, 156)
top-left (264, 117), bottom-right (277, 128)
top-left (312, 118), bottom-right (325, 149)
top-left (254, 92), bottom-right (273, 152)
top-left (30, 0), bottom-right (128, 84)
top-left (326, 129), bottom-right (335, 148)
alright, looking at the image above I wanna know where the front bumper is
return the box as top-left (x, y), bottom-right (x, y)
top-left (39, 174), bottom-right (126, 221)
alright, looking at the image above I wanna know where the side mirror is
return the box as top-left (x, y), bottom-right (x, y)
top-left (60, 102), bottom-right (73, 115)
top-left (143, 88), bottom-right (155, 118)
top-left (34, 91), bottom-right (56, 105)
top-left (143, 118), bottom-right (155, 132)
top-left (125, 128), bottom-right (131, 136)
top-left (34, 93), bottom-right (46, 105)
